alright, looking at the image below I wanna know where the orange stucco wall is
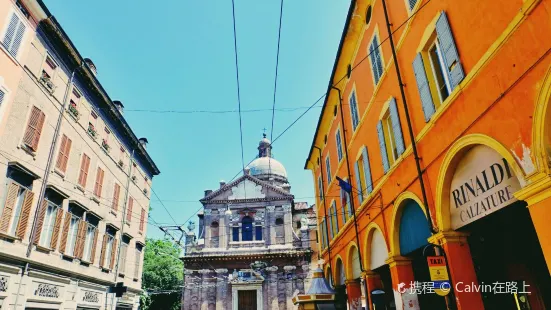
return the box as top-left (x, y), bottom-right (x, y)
top-left (308, 0), bottom-right (551, 309)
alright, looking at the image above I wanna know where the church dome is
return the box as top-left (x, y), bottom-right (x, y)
top-left (246, 133), bottom-right (288, 181)
top-left (247, 157), bottom-right (287, 178)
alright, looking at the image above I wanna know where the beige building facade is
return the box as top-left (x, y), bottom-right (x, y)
top-left (0, 1), bottom-right (160, 309)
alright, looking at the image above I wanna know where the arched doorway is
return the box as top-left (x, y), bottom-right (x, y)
top-left (396, 197), bottom-right (446, 310)
top-left (365, 224), bottom-right (395, 310)
top-left (335, 258), bottom-right (347, 310)
top-left (439, 143), bottom-right (551, 309)
top-left (347, 245), bottom-right (363, 309)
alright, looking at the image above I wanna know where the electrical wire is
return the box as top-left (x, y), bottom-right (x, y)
top-left (270, 0), bottom-right (284, 142)
top-left (230, 0), bottom-right (246, 173)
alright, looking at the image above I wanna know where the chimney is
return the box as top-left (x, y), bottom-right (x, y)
top-left (204, 189), bottom-right (213, 197)
top-left (138, 137), bottom-right (148, 150)
top-left (113, 100), bottom-right (124, 115)
top-left (84, 58), bottom-right (97, 76)
top-left (219, 180), bottom-right (226, 188)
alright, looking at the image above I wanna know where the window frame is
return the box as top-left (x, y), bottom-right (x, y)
top-left (39, 199), bottom-right (60, 248)
top-left (1, 8), bottom-right (29, 59)
top-left (348, 89), bottom-right (360, 131)
top-left (317, 175), bottom-right (324, 202)
top-left (325, 155), bottom-right (332, 184)
top-left (335, 127), bottom-right (343, 162)
top-left (368, 31), bottom-right (385, 86)
top-left (82, 222), bottom-right (97, 262)
top-left (426, 38), bottom-right (452, 105)
top-left (382, 110), bottom-right (398, 164)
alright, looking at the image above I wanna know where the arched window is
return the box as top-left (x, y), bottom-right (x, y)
top-left (242, 216), bottom-right (253, 241)
top-left (211, 221), bottom-right (219, 247)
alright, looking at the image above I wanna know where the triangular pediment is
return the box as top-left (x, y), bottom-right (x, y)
top-left (200, 174), bottom-right (293, 203)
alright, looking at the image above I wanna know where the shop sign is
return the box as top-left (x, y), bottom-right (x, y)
top-left (449, 145), bottom-right (521, 229)
top-left (427, 256), bottom-right (450, 296)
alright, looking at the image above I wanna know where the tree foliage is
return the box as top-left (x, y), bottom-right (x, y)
top-left (141, 238), bottom-right (183, 310)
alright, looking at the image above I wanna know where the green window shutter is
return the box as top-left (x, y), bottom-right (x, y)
top-left (413, 53), bottom-right (436, 121)
top-left (389, 98), bottom-right (405, 155)
top-left (436, 11), bottom-right (465, 89)
top-left (377, 121), bottom-right (390, 173)
top-left (362, 147), bottom-right (373, 193)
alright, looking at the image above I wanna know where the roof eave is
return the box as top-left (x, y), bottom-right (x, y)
top-left (303, 0), bottom-right (357, 170)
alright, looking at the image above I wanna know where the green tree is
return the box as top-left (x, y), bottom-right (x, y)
top-left (141, 238), bottom-right (183, 310)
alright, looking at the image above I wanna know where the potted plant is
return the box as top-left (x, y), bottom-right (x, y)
top-left (88, 123), bottom-right (97, 139)
top-left (101, 139), bottom-right (110, 152)
top-left (68, 102), bottom-right (79, 119)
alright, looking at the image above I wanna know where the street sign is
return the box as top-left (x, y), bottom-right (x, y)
top-left (427, 256), bottom-right (450, 296)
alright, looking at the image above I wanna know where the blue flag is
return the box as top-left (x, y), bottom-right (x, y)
top-left (336, 176), bottom-right (352, 193)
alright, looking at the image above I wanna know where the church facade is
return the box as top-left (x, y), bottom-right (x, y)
top-left (181, 136), bottom-right (315, 310)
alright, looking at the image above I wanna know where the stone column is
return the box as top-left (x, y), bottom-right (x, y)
top-left (218, 208), bottom-right (227, 248)
top-left (345, 279), bottom-right (362, 310)
top-left (284, 265), bottom-right (296, 309)
top-left (385, 256), bottom-right (419, 310)
top-left (428, 231), bottom-right (484, 310)
top-left (183, 270), bottom-right (195, 309)
top-left (204, 209), bottom-right (212, 247)
top-left (199, 269), bottom-right (211, 310)
top-left (215, 269), bottom-right (228, 310)
top-left (300, 264), bottom-right (310, 294)
top-left (283, 205), bottom-right (293, 245)
top-left (266, 266), bottom-right (279, 310)
top-left (266, 206), bottom-right (275, 245)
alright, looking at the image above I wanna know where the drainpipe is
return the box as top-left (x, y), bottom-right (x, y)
top-left (110, 148), bottom-right (135, 310)
top-left (312, 146), bottom-right (333, 283)
top-left (331, 86), bottom-right (369, 303)
top-left (12, 263), bottom-right (28, 310)
top-left (26, 61), bottom-right (84, 257)
top-left (379, 0), bottom-right (438, 234)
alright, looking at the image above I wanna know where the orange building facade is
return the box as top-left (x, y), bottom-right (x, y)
top-left (304, 0), bottom-right (551, 309)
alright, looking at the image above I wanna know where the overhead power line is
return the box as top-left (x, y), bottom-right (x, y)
top-left (230, 0), bottom-right (246, 173)
top-left (270, 0), bottom-right (285, 142)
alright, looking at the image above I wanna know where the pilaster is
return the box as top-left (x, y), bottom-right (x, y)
top-left (284, 265), bottom-right (296, 309)
top-left (384, 256), bottom-right (419, 310)
top-left (266, 206), bottom-right (275, 245)
top-left (283, 205), bottom-right (293, 245)
top-left (266, 266), bottom-right (278, 310)
top-left (215, 269), bottom-right (228, 310)
top-left (218, 208), bottom-right (227, 249)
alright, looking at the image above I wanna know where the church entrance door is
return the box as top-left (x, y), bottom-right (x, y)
top-left (238, 290), bottom-right (257, 310)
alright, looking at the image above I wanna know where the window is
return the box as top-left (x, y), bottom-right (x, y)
top-left (23, 106), bottom-right (45, 152)
top-left (413, 12), bottom-right (465, 122)
top-left (354, 147), bottom-right (373, 202)
top-left (0, 177), bottom-right (33, 238)
top-left (335, 128), bottom-right (343, 161)
top-left (2, 12), bottom-right (26, 58)
top-left (232, 226), bottom-right (239, 241)
top-left (41, 55), bottom-right (57, 80)
top-left (349, 91), bottom-right (360, 130)
top-left (55, 134), bottom-right (72, 173)
top-left (275, 217), bottom-right (284, 244)
top-left (0, 89), bottom-right (5, 107)
top-left (325, 155), bottom-right (332, 184)
top-left (101, 227), bottom-right (117, 270)
top-left (369, 35), bottom-right (384, 85)
top-left (377, 98), bottom-right (405, 173)
top-left (62, 210), bottom-right (81, 257)
top-left (39, 199), bottom-right (60, 248)
top-left (139, 208), bottom-right (145, 233)
top-left (407, 0), bottom-right (418, 10)
top-left (317, 176), bottom-right (324, 201)
top-left (93, 167), bottom-right (104, 197)
top-left (134, 243), bottom-right (143, 279)
top-left (241, 216), bottom-right (253, 241)
top-left (255, 226), bottom-right (262, 241)
top-left (329, 201), bottom-right (339, 239)
top-left (112, 183), bottom-right (120, 212)
top-left (77, 154), bottom-right (91, 187)
top-left (119, 236), bottom-right (130, 276)
top-left (126, 197), bottom-right (133, 223)
top-left (82, 215), bottom-right (99, 263)
top-left (340, 182), bottom-right (352, 224)
top-left (320, 219), bottom-right (327, 249)
top-left (68, 88), bottom-right (80, 118)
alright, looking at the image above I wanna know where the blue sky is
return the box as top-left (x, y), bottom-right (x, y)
top-left (43, 0), bottom-right (349, 239)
